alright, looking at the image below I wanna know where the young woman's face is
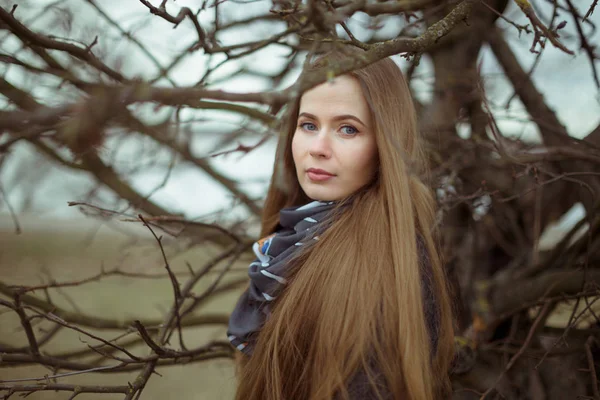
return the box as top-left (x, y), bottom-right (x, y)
top-left (292, 75), bottom-right (379, 201)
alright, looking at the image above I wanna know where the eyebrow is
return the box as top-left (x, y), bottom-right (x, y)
top-left (298, 112), bottom-right (368, 128)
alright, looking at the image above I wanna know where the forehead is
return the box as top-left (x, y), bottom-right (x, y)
top-left (298, 75), bottom-right (370, 121)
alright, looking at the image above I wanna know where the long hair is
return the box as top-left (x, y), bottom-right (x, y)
top-left (234, 51), bottom-right (456, 400)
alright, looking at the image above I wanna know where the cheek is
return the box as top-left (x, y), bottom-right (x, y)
top-left (291, 134), bottom-right (298, 160)
top-left (346, 140), bottom-right (378, 175)
top-left (291, 132), bottom-right (302, 167)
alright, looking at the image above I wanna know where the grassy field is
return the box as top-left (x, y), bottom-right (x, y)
top-left (0, 214), bottom-right (250, 399)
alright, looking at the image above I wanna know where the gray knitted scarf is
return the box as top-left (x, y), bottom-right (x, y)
top-left (227, 200), bottom-right (337, 355)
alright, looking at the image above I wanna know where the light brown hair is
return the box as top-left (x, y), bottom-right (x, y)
top-left (234, 50), bottom-right (456, 400)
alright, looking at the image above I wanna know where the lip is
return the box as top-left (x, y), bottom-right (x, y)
top-left (306, 168), bottom-right (335, 182)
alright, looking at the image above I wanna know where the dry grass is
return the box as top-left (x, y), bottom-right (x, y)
top-left (0, 214), bottom-right (249, 399)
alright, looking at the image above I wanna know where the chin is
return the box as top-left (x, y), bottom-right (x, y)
top-left (307, 194), bottom-right (338, 202)
top-left (302, 184), bottom-right (342, 202)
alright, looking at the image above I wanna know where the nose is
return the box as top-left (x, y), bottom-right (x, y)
top-left (308, 130), bottom-right (332, 159)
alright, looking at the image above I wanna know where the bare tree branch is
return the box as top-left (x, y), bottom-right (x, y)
top-left (0, 280), bottom-right (230, 330)
top-left (0, 6), bottom-right (126, 82)
top-left (513, 0), bottom-right (574, 55)
top-left (487, 26), bottom-right (571, 146)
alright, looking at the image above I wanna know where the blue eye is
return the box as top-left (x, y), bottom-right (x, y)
top-left (340, 125), bottom-right (358, 135)
top-left (300, 122), bottom-right (317, 131)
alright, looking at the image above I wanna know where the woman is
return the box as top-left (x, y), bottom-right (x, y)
top-left (227, 50), bottom-right (456, 400)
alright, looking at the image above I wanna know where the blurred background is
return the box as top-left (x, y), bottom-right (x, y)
top-left (1, 0), bottom-right (600, 398)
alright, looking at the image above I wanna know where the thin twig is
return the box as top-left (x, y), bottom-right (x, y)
top-left (480, 301), bottom-right (551, 399)
top-left (138, 214), bottom-right (186, 349)
top-left (0, 182), bottom-right (21, 234)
